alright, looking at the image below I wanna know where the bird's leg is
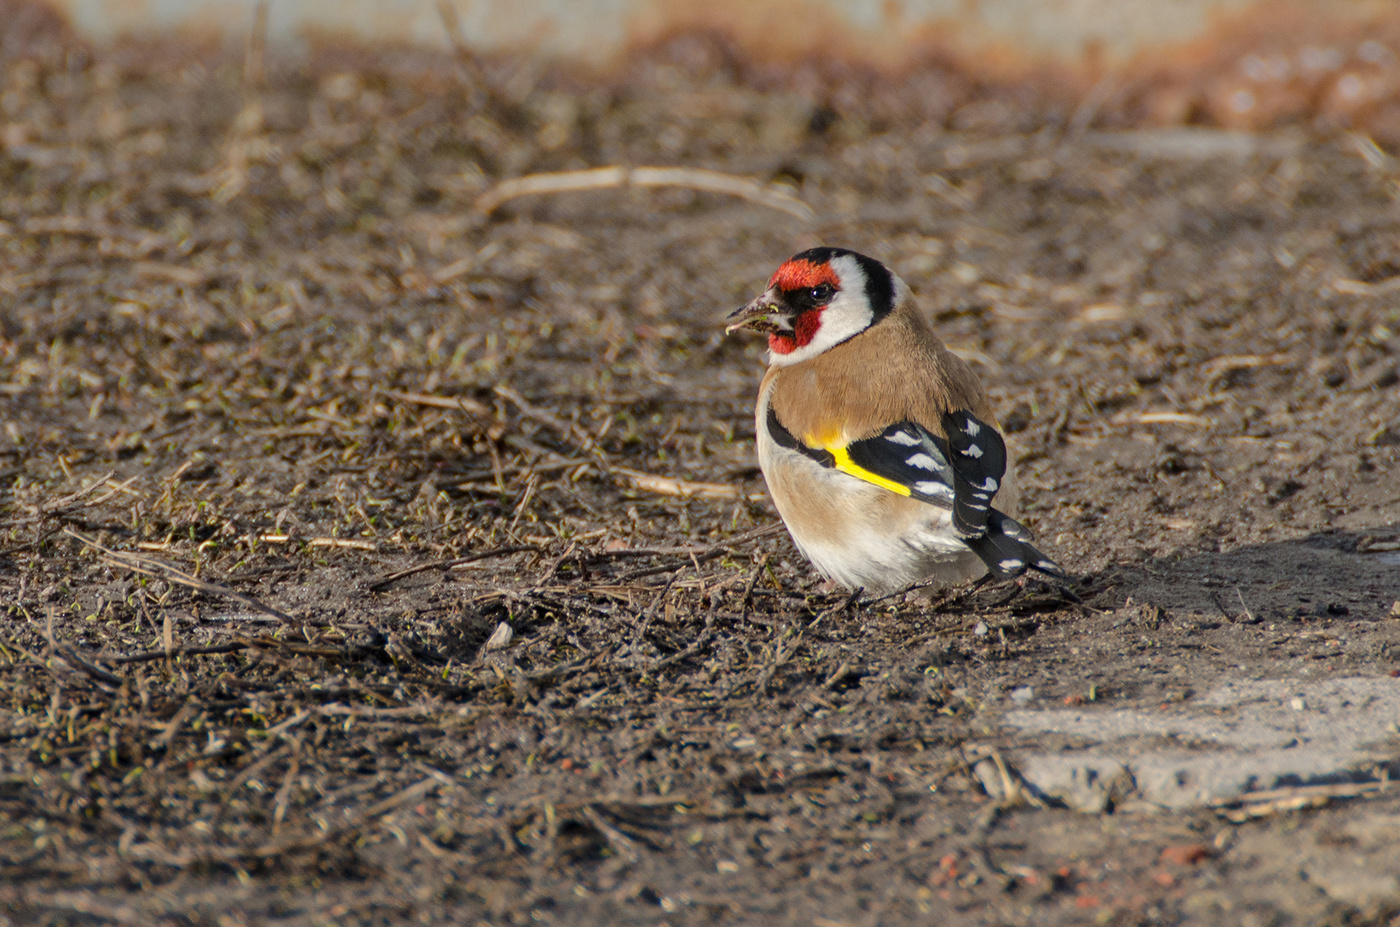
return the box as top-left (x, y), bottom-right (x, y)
top-left (1019, 572), bottom-right (1084, 606)
top-left (872, 574), bottom-right (991, 614)
top-left (983, 579), bottom-right (1025, 609)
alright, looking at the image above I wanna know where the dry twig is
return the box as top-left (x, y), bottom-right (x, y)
top-left (616, 467), bottom-right (760, 501)
top-left (383, 388), bottom-right (493, 417)
top-left (0, 471), bottom-right (138, 529)
top-left (474, 166), bottom-right (815, 220)
top-left (1209, 779), bottom-right (1389, 821)
top-left (366, 544), bottom-right (542, 591)
top-left (64, 528), bottom-right (301, 624)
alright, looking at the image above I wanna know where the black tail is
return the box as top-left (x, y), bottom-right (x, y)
top-left (965, 510), bottom-right (1065, 580)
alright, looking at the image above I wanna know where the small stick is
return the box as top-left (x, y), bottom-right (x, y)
top-left (1346, 131), bottom-right (1394, 171)
top-left (644, 611), bottom-right (717, 676)
top-left (1131, 411), bottom-right (1211, 427)
top-left (271, 740), bottom-right (302, 833)
top-left (1235, 587), bottom-right (1255, 624)
top-left (54, 644), bottom-right (124, 688)
top-left (306, 537), bottom-right (378, 551)
top-left (0, 470), bottom-right (123, 528)
top-left (739, 555), bottom-right (769, 624)
top-left (19, 610), bottom-right (124, 690)
top-left (1207, 779), bottom-right (1387, 808)
top-left (65, 528), bottom-right (300, 625)
top-left (754, 623), bottom-right (799, 698)
top-left (110, 642), bottom-right (251, 665)
top-left (616, 467), bottom-right (757, 501)
top-left (493, 383), bottom-right (581, 441)
top-left (365, 544), bottom-right (541, 591)
top-left (822, 661), bottom-right (855, 690)
top-left (807, 586), bottom-right (862, 630)
top-left (474, 165), bottom-right (815, 221)
top-left (383, 389), bottom-right (492, 416)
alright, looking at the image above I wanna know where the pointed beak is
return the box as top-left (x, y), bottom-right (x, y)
top-left (724, 289), bottom-right (787, 335)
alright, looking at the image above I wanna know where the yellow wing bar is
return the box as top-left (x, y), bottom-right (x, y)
top-left (826, 444), bottom-right (912, 497)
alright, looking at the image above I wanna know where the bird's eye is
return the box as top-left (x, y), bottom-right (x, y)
top-left (809, 283), bottom-right (834, 303)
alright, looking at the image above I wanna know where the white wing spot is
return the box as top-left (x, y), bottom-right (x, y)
top-left (999, 559), bottom-right (1024, 571)
top-left (962, 444), bottom-right (984, 459)
top-left (963, 418), bottom-right (981, 436)
top-left (979, 476), bottom-right (999, 491)
top-left (906, 453), bottom-right (939, 471)
top-left (913, 481), bottom-right (953, 499)
top-left (965, 502), bottom-right (989, 511)
top-left (886, 431), bottom-right (920, 446)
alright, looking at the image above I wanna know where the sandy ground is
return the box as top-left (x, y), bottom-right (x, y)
top-left (2, 21), bottom-right (1400, 927)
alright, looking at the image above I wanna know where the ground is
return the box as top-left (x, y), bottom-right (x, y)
top-left (2, 19), bottom-right (1400, 927)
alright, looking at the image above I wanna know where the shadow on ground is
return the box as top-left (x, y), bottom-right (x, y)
top-left (1095, 527), bottom-right (1400, 623)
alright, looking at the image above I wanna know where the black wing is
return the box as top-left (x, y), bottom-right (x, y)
top-left (842, 412), bottom-right (1007, 540)
top-left (768, 407), bottom-right (1064, 580)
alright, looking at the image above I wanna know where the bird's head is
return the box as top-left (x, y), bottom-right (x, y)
top-left (724, 247), bottom-right (896, 366)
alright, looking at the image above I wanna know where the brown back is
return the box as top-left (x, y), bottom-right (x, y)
top-left (765, 293), bottom-right (997, 447)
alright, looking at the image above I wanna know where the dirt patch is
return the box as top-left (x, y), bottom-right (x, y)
top-left (2, 23), bottom-right (1400, 927)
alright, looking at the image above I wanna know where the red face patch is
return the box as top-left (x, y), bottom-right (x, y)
top-left (768, 311), bottom-right (823, 354)
top-left (766, 259), bottom-right (836, 354)
top-left (768, 259), bottom-right (839, 292)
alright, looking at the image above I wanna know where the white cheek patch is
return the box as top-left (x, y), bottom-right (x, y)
top-left (765, 255), bottom-right (875, 367)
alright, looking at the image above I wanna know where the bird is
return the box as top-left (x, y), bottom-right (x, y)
top-left (724, 246), bottom-right (1064, 595)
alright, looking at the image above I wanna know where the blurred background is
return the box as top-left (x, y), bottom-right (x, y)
top-left (20, 0), bottom-right (1400, 138)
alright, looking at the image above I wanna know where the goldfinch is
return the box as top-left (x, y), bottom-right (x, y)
top-left (725, 247), bottom-right (1063, 594)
